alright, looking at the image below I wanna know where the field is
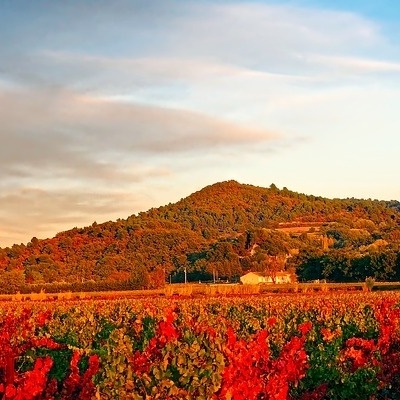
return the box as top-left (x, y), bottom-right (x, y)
top-left (1, 291), bottom-right (400, 399)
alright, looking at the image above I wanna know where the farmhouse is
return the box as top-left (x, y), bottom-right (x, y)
top-left (240, 271), bottom-right (293, 285)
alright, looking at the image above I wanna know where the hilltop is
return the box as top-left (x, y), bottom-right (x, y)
top-left (1, 180), bottom-right (400, 293)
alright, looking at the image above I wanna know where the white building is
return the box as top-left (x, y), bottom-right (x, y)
top-left (240, 271), bottom-right (293, 285)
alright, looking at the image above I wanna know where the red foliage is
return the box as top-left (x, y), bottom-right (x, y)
top-left (340, 337), bottom-right (378, 372)
top-left (131, 308), bottom-right (179, 375)
top-left (61, 351), bottom-right (100, 400)
top-left (0, 311), bottom-right (99, 400)
top-left (218, 324), bottom-right (310, 400)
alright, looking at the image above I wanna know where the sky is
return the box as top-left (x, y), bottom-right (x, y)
top-left (1, 0), bottom-right (400, 247)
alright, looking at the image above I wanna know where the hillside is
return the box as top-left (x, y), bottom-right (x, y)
top-left (1, 180), bottom-right (400, 293)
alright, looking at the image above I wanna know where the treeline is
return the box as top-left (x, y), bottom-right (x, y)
top-left (295, 247), bottom-right (400, 283)
top-left (1, 180), bottom-right (400, 293)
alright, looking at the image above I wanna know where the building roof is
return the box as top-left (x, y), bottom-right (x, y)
top-left (241, 271), bottom-right (291, 277)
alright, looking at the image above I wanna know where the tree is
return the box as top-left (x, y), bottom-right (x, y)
top-left (263, 255), bottom-right (285, 283)
top-left (295, 249), bottom-right (325, 282)
top-left (0, 269), bottom-right (25, 294)
top-left (129, 265), bottom-right (150, 290)
top-left (148, 265), bottom-right (166, 289)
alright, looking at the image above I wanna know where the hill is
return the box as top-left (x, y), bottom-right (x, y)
top-left (1, 180), bottom-right (400, 293)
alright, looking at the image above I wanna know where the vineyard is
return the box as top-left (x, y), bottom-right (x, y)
top-left (1, 292), bottom-right (400, 399)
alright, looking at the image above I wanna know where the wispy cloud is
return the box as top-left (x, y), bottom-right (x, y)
top-left (0, 85), bottom-right (279, 163)
top-left (310, 54), bottom-right (400, 73)
top-left (0, 2), bottom-right (389, 93)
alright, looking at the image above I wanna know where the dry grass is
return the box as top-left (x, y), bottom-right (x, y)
top-left (29, 289), bottom-right (47, 301)
top-left (11, 291), bottom-right (24, 301)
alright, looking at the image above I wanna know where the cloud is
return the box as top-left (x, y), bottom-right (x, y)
top-left (162, 3), bottom-right (383, 67)
top-left (41, 51), bottom-right (247, 84)
top-left (1, 2), bottom-right (396, 125)
top-left (0, 85), bottom-right (279, 166)
top-left (309, 54), bottom-right (400, 74)
top-left (0, 2), bottom-right (389, 92)
top-left (1, 1), bottom-right (394, 131)
top-left (0, 87), bottom-right (172, 184)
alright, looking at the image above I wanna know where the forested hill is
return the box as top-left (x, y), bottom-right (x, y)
top-left (1, 180), bottom-right (400, 293)
top-left (146, 180), bottom-right (400, 235)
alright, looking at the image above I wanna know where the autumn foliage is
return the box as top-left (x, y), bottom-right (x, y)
top-left (1, 292), bottom-right (400, 398)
